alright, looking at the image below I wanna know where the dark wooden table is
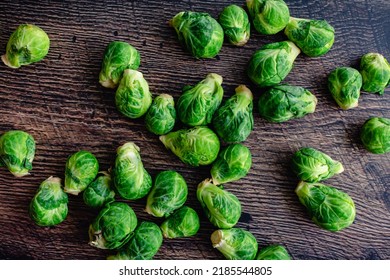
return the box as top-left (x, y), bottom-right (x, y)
top-left (0, 0), bottom-right (389, 260)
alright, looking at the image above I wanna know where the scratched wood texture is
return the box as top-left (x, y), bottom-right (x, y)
top-left (0, 0), bottom-right (389, 260)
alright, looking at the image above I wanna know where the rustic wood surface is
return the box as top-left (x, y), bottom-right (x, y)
top-left (0, 0), bottom-right (389, 260)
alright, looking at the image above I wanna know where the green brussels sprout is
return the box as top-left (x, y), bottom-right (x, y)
top-left (197, 179), bottom-right (241, 229)
top-left (99, 41), bottom-right (141, 89)
top-left (29, 176), bottom-right (68, 227)
top-left (160, 126), bottom-right (220, 167)
top-left (211, 144), bottom-right (252, 185)
top-left (212, 85), bottom-right (254, 143)
top-left (170, 11), bottom-right (224, 59)
top-left (258, 84), bottom-right (317, 122)
top-left (64, 150), bottom-right (99, 195)
top-left (246, 0), bottom-right (290, 35)
top-left (255, 244), bottom-right (291, 260)
top-left (0, 130), bottom-right (35, 177)
top-left (112, 142), bottom-right (152, 200)
top-left (115, 69), bottom-right (152, 119)
top-left (160, 206), bottom-right (200, 238)
top-left (291, 147), bottom-right (344, 183)
top-left (146, 170), bottom-right (188, 218)
top-left (218, 5), bottom-right (250, 46)
top-left (360, 117), bottom-right (390, 154)
top-left (83, 171), bottom-right (115, 208)
top-left (284, 17), bottom-right (335, 57)
top-left (1, 24), bottom-right (50, 68)
top-left (177, 73), bottom-right (224, 126)
top-left (360, 53), bottom-right (390, 94)
top-left (89, 202), bottom-right (138, 249)
top-left (328, 67), bottom-right (362, 110)
top-left (295, 181), bottom-right (356, 232)
top-left (145, 94), bottom-right (176, 135)
top-left (211, 228), bottom-right (258, 260)
top-left (107, 221), bottom-right (163, 260)
top-left (247, 41), bottom-right (300, 87)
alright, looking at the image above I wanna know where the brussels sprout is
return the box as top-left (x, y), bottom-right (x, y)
top-left (146, 170), bottom-right (188, 218)
top-left (246, 0), bottom-right (290, 35)
top-left (83, 171), bottom-right (115, 208)
top-left (177, 73), bottom-right (224, 126)
top-left (0, 130), bottom-right (35, 177)
top-left (64, 150), bottom-right (99, 195)
top-left (160, 126), bottom-right (220, 167)
top-left (145, 94), bottom-right (176, 135)
top-left (211, 144), bottom-right (252, 185)
top-left (212, 85), bottom-right (253, 143)
top-left (291, 147), bottom-right (344, 183)
top-left (258, 84), bottom-right (317, 122)
top-left (89, 202), bottom-right (137, 249)
top-left (247, 41), bottom-right (300, 87)
top-left (29, 177), bottom-right (68, 227)
top-left (360, 117), bottom-right (390, 154)
top-left (115, 69), bottom-right (152, 119)
top-left (112, 142), bottom-right (152, 200)
top-left (1, 24), bottom-right (50, 68)
top-left (170, 11), bottom-right (224, 58)
top-left (328, 67), bottom-right (362, 110)
top-left (360, 53), bottom-right (390, 94)
top-left (160, 206), bottom-right (200, 238)
top-left (218, 5), bottom-right (250, 46)
top-left (197, 179), bottom-right (241, 229)
top-left (99, 41), bottom-right (140, 89)
top-left (211, 228), bottom-right (258, 260)
top-left (295, 181), bottom-right (356, 232)
top-left (108, 221), bottom-right (163, 260)
top-left (255, 244), bottom-right (291, 260)
top-left (284, 17), bottom-right (335, 57)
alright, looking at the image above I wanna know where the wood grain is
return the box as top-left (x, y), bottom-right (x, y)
top-left (0, 0), bottom-right (389, 260)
